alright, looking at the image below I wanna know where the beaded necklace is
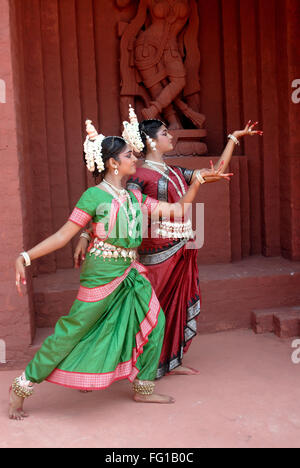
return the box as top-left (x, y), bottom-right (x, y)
top-left (145, 160), bottom-right (186, 198)
top-left (102, 180), bottom-right (137, 236)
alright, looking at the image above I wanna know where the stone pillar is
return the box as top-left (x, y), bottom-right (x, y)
top-left (278, 0), bottom-right (300, 260)
top-left (0, 0), bottom-right (34, 368)
top-left (286, 0), bottom-right (300, 260)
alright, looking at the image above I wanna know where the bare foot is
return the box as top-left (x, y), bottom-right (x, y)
top-left (8, 387), bottom-right (29, 420)
top-left (133, 393), bottom-right (175, 404)
top-left (168, 365), bottom-right (200, 376)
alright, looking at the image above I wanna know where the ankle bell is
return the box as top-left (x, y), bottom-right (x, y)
top-left (133, 380), bottom-right (155, 395)
top-left (12, 372), bottom-right (34, 399)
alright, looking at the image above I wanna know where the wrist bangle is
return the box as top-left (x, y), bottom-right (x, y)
top-left (80, 232), bottom-right (92, 242)
top-left (196, 171), bottom-right (206, 184)
top-left (20, 251), bottom-right (31, 267)
top-left (228, 134), bottom-right (240, 146)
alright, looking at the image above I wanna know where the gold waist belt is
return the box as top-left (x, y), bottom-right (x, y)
top-left (89, 239), bottom-right (137, 262)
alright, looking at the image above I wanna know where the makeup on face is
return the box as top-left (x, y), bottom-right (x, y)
top-left (118, 148), bottom-right (137, 174)
top-left (156, 126), bottom-right (173, 151)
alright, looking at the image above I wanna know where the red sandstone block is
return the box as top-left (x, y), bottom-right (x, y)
top-left (273, 309), bottom-right (300, 338)
top-left (251, 309), bottom-right (275, 334)
top-left (35, 290), bottom-right (76, 328)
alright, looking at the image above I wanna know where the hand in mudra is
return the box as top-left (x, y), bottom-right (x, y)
top-left (234, 120), bottom-right (263, 139)
top-left (201, 161), bottom-right (234, 183)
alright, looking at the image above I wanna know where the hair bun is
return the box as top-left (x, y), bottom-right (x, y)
top-left (122, 105), bottom-right (145, 153)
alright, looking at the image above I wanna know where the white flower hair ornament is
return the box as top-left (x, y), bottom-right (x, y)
top-left (84, 120), bottom-right (105, 173)
top-left (122, 105), bottom-right (145, 153)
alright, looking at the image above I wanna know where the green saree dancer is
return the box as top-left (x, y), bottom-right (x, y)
top-left (10, 120), bottom-right (205, 420)
top-left (26, 186), bottom-right (165, 389)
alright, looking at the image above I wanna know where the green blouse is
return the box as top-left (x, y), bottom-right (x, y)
top-left (69, 186), bottom-right (159, 250)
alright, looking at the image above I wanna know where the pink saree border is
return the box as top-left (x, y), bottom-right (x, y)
top-left (144, 195), bottom-right (159, 214)
top-left (89, 198), bottom-right (120, 242)
top-left (129, 189), bottom-right (143, 208)
top-left (77, 261), bottom-right (148, 302)
top-left (129, 189), bottom-right (159, 214)
top-left (69, 208), bottom-right (92, 228)
top-left (46, 280), bottom-right (161, 390)
top-left (105, 198), bottom-right (120, 240)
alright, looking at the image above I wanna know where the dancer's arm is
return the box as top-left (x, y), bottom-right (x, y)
top-left (25, 221), bottom-right (81, 261)
top-left (74, 227), bottom-right (93, 269)
top-left (191, 121), bottom-right (263, 182)
top-left (148, 162), bottom-right (234, 219)
top-left (211, 121), bottom-right (263, 173)
top-left (151, 176), bottom-right (203, 219)
top-left (15, 221), bottom-right (82, 295)
top-left (196, 161), bottom-right (233, 184)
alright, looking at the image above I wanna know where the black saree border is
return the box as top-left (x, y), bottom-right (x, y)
top-left (156, 297), bottom-right (201, 379)
top-left (138, 238), bottom-right (189, 265)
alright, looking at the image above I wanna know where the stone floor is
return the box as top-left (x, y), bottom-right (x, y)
top-left (1, 329), bottom-right (300, 448)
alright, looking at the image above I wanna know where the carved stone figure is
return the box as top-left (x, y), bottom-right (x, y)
top-left (117, 0), bottom-right (207, 155)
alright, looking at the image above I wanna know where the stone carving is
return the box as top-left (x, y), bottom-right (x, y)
top-left (117, 0), bottom-right (207, 155)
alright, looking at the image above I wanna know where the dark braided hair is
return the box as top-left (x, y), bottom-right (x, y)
top-left (83, 136), bottom-right (127, 182)
top-left (139, 119), bottom-right (166, 155)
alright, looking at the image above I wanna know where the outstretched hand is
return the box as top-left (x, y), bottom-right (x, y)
top-left (201, 161), bottom-right (234, 183)
top-left (233, 120), bottom-right (263, 140)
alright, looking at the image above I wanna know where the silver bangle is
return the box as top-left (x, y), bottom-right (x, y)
top-left (20, 251), bottom-right (31, 267)
top-left (228, 134), bottom-right (240, 146)
top-left (195, 170), bottom-right (206, 184)
top-left (80, 232), bottom-right (91, 242)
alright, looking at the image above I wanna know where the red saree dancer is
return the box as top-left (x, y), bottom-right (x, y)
top-left (127, 165), bottom-right (200, 378)
top-left (75, 111), bottom-right (260, 381)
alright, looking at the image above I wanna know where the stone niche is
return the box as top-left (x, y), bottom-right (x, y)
top-left (118, 0), bottom-right (208, 156)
